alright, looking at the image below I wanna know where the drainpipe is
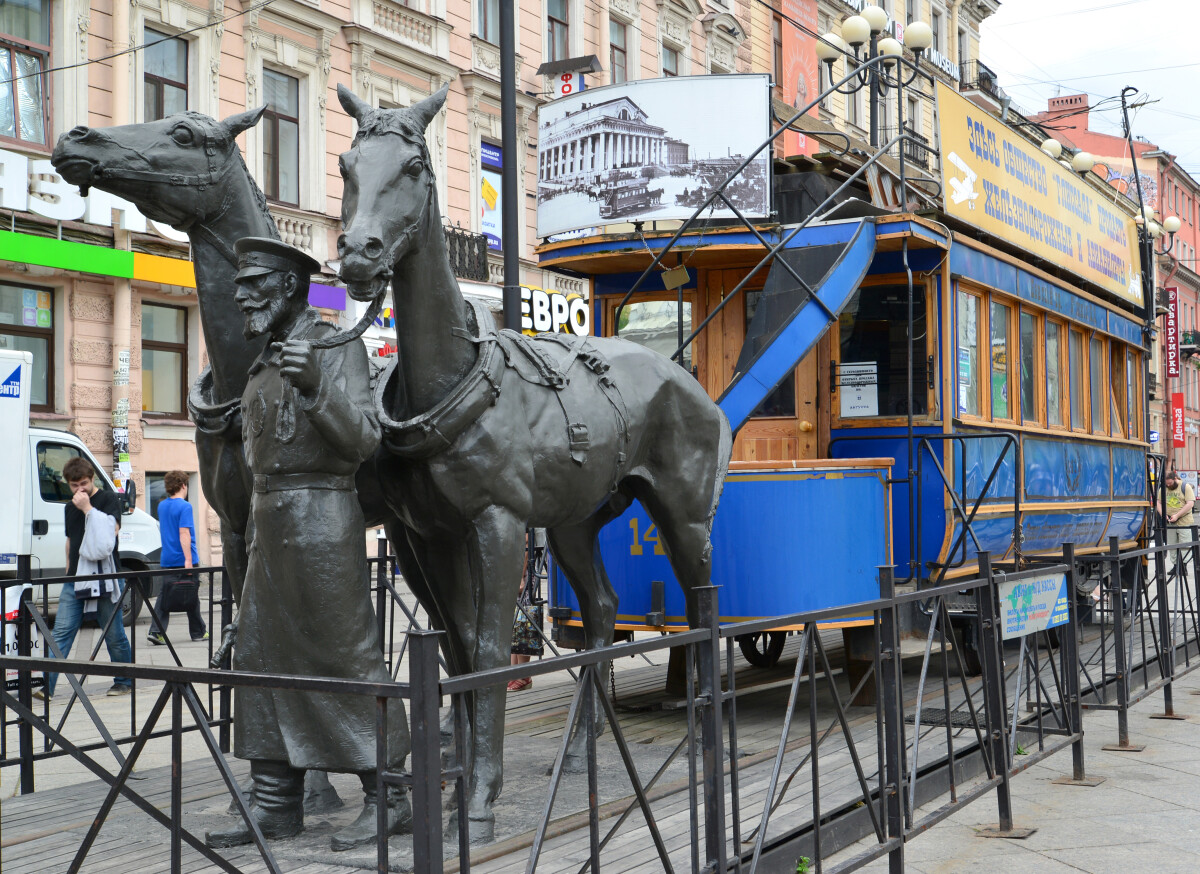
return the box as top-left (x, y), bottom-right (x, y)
top-left (110, 1), bottom-right (134, 503)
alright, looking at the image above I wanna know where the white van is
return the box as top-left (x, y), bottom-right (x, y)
top-left (1, 427), bottom-right (162, 625)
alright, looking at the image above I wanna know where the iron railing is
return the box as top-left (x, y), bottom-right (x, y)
top-left (959, 60), bottom-right (1008, 104)
top-left (444, 224), bottom-right (490, 282)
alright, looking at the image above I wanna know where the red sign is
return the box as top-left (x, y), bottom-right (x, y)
top-left (1167, 287), bottom-right (1180, 378)
top-left (1174, 392), bottom-right (1186, 448)
top-left (780, 0), bottom-right (820, 158)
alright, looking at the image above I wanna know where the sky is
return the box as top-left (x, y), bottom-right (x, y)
top-left (977, 0), bottom-right (1200, 182)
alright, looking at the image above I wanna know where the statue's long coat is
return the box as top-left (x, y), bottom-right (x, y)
top-left (233, 309), bottom-right (407, 772)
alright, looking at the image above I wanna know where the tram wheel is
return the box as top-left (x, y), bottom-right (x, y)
top-left (738, 632), bottom-right (787, 668)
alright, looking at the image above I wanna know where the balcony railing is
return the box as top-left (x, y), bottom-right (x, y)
top-left (960, 59), bottom-right (1008, 105)
top-left (879, 125), bottom-right (931, 170)
top-left (444, 225), bottom-right (490, 282)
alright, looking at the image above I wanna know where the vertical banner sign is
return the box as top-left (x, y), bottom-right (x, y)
top-left (781, 0), bottom-right (820, 157)
top-left (1174, 392), bottom-right (1186, 448)
top-left (480, 143), bottom-right (503, 251)
top-left (1167, 287), bottom-right (1180, 378)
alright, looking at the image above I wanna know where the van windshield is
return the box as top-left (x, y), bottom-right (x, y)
top-left (37, 441), bottom-right (109, 503)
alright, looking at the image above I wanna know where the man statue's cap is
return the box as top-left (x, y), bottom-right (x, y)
top-left (234, 237), bottom-right (321, 282)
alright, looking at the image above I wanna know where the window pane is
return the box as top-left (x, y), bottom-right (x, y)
top-left (1020, 311), bottom-right (1036, 423)
top-left (663, 47), bottom-right (677, 76)
top-left (14, 51), bottom-right (42, 144)
top-left (616, 300), bottom-right (692, 372)
top-left (552, 22), bottom-right (568, 62)
top-left (278, 118), bottom-right (299, 204)
top-left (144, 28), bottom-right (187, 82)
top-left (955, 290), bottom-right (979, 417)
top-left (990, 301), bottom-right (1010, 419)
top-left (146, 473), bottom-right (169, 520)
top-left (264, 117), bottom-right (279, 198)
top-left (1127, 351), bottom-right (1137, 439)
top-left (0, 50), bottom-right (15, 138)
top-left (839, 284), bottom-right (929, 417)
top-left (1070, 331), bottom-right (1084, 428)
top-left (264, 70), bottom-right (299, 116)
top-left (163, 83), bottom-right (187, 117)
top-left (0, 331), bottom-right (47, 405)
top-left (1109, 343), bottom-right (1126, 437)
top-left (548, 0), bottom-right (567, 21)
top-left (610, 20), bottom-right (625, 49)
top-left (142, 348), bottom-right (183, 413)
top-left (0, 282), bottom-right (51, 324)
top-left (1090, 335), bottom-right (1104, 432)
top-left (142, 304), bottom-right (186, 343)
top-left (1046, 322), bottom-right (1063, 426)
top-left (0, 0), bottom-right (50, 46)
top-left (37, 442), bottom-right (83, 503)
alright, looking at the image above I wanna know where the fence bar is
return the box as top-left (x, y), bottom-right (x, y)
top-left (1154, 520), bottom-right (1183, 719)
top-left (171, 685), bottom-right (183, 874)
top-left (16, 556), bottom-right (35, 795)
top-left (695, 586), bottom-right (727, 874)
top-left (977, 552), bottom-right (1016, 835)
top-left (1102, 536), bottom-right (1145, 752)
top-left (409, 630), bottom-right (444, 874)
top-left (877, 566), bottom-right (904, 874)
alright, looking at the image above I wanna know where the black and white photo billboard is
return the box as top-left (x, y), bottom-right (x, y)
top-left (536, 74), bottom-right (771, 239)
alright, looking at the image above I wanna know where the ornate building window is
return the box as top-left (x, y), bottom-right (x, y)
top-left (610, 20), bottom-right (628, 84)
top-left (144, 27), bottom-right (188, 121)
top-left (142, 302), bottom-right (189, 418)
top-left (0, 282), bottom-right (52, 411)
top-left (547, 0), bottom-right (569, 63)
top-left (263, 70), bottom-right (300, 206)
top-left (0, 0), bottom-right (49, 146)
top-left (477, 0), bottom-right (499, 44)
top-left (662, 45), bottom-right (678, 77)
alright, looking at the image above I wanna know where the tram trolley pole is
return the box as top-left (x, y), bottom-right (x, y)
top-left (1101, 536), bottom-right (1145, 752)
top-left (1051, 542), bottom-right (1106, 787)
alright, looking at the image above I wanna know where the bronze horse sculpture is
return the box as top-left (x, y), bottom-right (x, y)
top-left (336, 83), bottom-right (733, 840)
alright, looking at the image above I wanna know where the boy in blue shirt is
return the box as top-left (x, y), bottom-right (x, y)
top-left (148, 470), bottom-right (208, 643)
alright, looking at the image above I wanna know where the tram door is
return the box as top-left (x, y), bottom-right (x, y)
top-left (705, 268), bottom-right (822, 463)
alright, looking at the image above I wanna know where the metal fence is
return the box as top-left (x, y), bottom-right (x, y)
top-left (3, 536), bottom-right (1199, 874)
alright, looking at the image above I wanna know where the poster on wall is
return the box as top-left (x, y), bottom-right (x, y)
top-left (480, 143), bottom-right (503, 251)
top-left (781, 0), bottom-right (820, 157)
top-left (536, 75), bottom-right (771, 238)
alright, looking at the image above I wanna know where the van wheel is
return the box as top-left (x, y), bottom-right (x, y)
top-left (120, 563), bottom-right (145, 627)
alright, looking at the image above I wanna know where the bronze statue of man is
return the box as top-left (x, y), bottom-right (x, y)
top-left (205, 238), bottom-right (410, 852)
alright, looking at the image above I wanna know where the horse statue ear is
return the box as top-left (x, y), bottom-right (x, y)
top-left (338, 84), bottom-right (372, 123)
top-left (407, 83), bottom-right (451, 133)
top-left (222, 105), bottom-right (267, 138)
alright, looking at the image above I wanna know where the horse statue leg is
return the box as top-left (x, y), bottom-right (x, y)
top-left (545, 513), bottom-right (620, 772)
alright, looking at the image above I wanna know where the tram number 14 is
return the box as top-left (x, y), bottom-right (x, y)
top-left (629, 518), bottom-right (666, 556)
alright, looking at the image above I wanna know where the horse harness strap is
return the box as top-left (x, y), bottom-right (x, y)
top-left (375, 301), bottom-right (505, 458)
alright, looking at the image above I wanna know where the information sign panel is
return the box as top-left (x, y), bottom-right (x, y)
top-left (998, 572), bottom-right (1069, 641)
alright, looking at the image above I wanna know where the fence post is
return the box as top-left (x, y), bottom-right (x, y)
top-left (409, 629), bottom-right (444, 874)
top-left (877, 566), bottom-right (904, 873)
top-left (16, 555), bottom-right (34, 795)
top-left (1052, 543), bottom-right (1105, 787)
top-left (694, 585), bottom-right (726, 874)
top-left (1151, 519), bottom-right (1184, 720)
top-left (218, 569), bottom-right (232, 753)
top-left (1101, 536), bottom-right (1145, 752)
top-left (376, 533), bottom-right (388, 658)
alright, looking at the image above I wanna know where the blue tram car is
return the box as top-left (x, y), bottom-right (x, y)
top-left (538, 150), bottom-right (1150, 669)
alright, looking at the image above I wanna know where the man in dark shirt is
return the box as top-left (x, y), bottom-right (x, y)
top-left (37, 456), bottom-right (133, 700)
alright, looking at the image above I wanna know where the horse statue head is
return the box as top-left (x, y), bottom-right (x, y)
top-left (336, 83), bottom-right (449, 303)
top-left (51, 108), bottom-right (266, 233)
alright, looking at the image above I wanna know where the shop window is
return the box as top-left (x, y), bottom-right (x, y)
top-left (0, 282), bottom-right (52, 411)
top-left (142, 302), bottom-right (188, 416)
top-left (262, 70), bottom-right (300, 206)
top-left (1045, 320), bottom-right (1064, 427)
top-left (144, 27), bottom-right (188, 121)
top-left (477, 0), bottom-right (499, 44)
top-left (1069, 329), bottom-right (1084, 430)
top-left (955, 289), bottom-right (980, 417)
top-left (610, 21), bottom-right (627, 85)
top-left (1020, 310), bottom-right (1037, 424)
top-left (613, 299), bottom-right (693, 373)
top-left (146, 472), bottom-right (169, 520)
top-left (0, 0), bottom-right (48, 146)
top-left (745, 289), bottom-right (796, 418)
top-left (838, 283), bottom-right (929, 417)
top-left (547, 0), bottom-right (569, 63)
top-left (1089, 335), bottom-right (1105, 434)
top-left (990, 300), bottom-right (1011, 420)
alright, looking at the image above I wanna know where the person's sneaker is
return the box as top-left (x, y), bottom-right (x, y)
top-left (106, 684), bottom-right (132, 697)
top-left (32, 688), bottom-right (50, 701)
top-left (192, 631), bottom-right (210, 641)
top-left (147, 632), bottom-right (166, 646)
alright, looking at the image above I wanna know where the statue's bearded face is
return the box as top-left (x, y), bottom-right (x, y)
top-left (235, 271), bottom-right (300, 339)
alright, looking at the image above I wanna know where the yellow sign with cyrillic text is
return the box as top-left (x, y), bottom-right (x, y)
top-left (936, 82), bottom-right (1142, 305)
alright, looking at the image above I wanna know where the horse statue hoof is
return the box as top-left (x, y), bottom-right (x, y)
top-left (447, 808), bottom-right (496, 846)
top-left (561, 752), bottom-right (587, 775)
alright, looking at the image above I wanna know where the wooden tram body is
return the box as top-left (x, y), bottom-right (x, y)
top-left (537, 208), bottom-right (1149, 650)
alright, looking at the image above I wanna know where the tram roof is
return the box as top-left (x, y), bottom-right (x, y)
top-left (535, 213), bottom-right (950, 275)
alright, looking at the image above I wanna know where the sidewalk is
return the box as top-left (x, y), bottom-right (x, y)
top-left (854, 664), bottom-right (1200, 872)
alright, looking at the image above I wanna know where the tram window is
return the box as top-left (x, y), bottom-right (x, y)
top-left (1046, 320), bottom-right (1064, 427)
top-left (1110, 343), bottom-right (1127, 438)
top-left (955, 290), bottom-right (980, 417)
top-left (1069, 329), bottom-right (1085, 429)
top-left (990, 300), bottom-right (1011, 420)
top-left (745, 289), bottom-right (796, 418)
top-left (614, 299), bottom-right (693, 372)
top-left (1090, 335), bottom-right (1105, 433)
top-left (1020, 311), bottom-right (1037, 424)
top-left (838, 283), bottom-right (928, 417)
top-left (1127, 350), bottom-right (1138, 440)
